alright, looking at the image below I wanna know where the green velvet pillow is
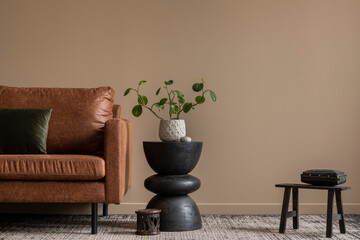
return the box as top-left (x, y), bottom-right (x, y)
top-left (0, 109), bottom-right (52, 154)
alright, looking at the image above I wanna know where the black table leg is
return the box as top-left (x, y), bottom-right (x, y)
top-left (335, 190), bottom-right (346, 234)
top-left (292, 187), bottom-right (299, 229)
top-left (92, 203), bottom-right (98, 234)
top-left (279, 187), bottom-right (291, 233)
top-left (326, 190), bottom-right (334, 238)
top-left (103, 203), bottom-right (108, 216)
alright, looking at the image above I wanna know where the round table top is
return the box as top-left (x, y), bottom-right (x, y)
top-left (135, 208), bottom-right (161, 214)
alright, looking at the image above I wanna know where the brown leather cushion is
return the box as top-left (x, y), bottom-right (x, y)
top-left (0, 181), bottom-right (105, 203)
top-left (0, 86), bottom-right (114, 154)
top-left (0, 155), bottom-right (105, 181)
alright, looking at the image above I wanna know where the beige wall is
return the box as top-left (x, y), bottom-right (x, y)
top-left (0, 0), bottom-right (360, 215)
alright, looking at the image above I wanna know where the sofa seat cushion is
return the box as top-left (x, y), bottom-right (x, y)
top-left (0, 155), bottom-right (105, 181)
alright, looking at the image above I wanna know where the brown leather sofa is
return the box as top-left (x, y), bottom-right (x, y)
top-left (0, 85), bottom-right (132, 234)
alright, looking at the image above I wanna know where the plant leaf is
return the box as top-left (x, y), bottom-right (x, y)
top-left (170, 102), bottom-right (177, 105)
top-left (132, 105), bottom-right (142, 117)
top-left (183, 102), bottom-right (192, 113)
top-left (159, 98), bottom-right (167, 105)
top-left (154, 103), bottom-right (164, 110)
top-left (124, 88), bottom-right (132, 96)
top-left (164, 80), bottom-right (174, 85)
top-left (138, 80), bottom-right (146, 86)
top-left (209, 90), bottom-right (217, 102)
top-left (202, 77), bottom-right (205, 84)
top-left (179, 98), bottom-right (185, 104)
top-left (192, 83), bottom-right (203, 92)
top-left (170, 104), bottom-right (179, 114)
top-left (174, 90), bottom-right (184, 98)
top-left (156, 87), bottom-right (161, 95)
top-left (195, 95), bottom-right (205, 104)
top-left (138, 95), bottom-right (148, 105)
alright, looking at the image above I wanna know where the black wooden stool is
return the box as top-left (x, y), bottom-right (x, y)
top-left (276, 183), bottom-right (350, 238)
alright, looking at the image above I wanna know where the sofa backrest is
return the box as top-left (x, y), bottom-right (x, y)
top-left (0, 86), bottom-right (114, 154)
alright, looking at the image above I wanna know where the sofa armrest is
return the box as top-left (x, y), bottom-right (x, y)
top-left (104, 118), bottom-right (132, 204)
top-left (112, 104), bottom-right (121, 118)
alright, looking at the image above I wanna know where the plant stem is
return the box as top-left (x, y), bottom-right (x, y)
top-left (176, 101), bottom-right (184, 119)
top-left (165, 85), bottom-right (173, 119)
top-left (192, 89), bottom-right (208, 108)
top-left (136, 90), bottom-right (164, 120)
top-left (177, 89), bottom-right (208, 118)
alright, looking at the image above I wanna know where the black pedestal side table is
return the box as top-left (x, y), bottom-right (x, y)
top-left (143, 141), bottom-right (203, 231)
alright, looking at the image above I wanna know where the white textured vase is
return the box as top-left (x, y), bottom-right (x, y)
top-left (159, 119), bottom-right (186, 142)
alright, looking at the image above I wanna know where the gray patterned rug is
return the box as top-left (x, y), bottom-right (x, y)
top-left (0, 214), bottom-right (359, 239)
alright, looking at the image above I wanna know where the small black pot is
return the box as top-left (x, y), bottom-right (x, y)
top-left (143, 142), bottom-right (203, 175)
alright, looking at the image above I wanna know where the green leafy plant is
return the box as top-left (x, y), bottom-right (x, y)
top-left (124, 78), bottom-right (217, 120)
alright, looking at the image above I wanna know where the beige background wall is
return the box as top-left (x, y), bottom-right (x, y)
top-left (0, 0), bottom-right (360, 214)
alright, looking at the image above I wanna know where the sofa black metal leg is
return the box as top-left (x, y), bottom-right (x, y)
top-left (103, 203), bottom-right (108, 216)
top-left (91, 203), bottom-right (98, 234)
